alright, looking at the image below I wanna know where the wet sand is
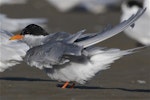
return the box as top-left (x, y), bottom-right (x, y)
top-left (0, 0), bottom-right (150, 100)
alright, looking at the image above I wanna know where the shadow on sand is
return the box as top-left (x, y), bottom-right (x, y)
top-left (74, 86), bottom-right (150, 93)
top-left (0, 77), bottom-right (55, 82)
top-left (57, 84), bottom-right (150, 93)
top-left (0, 77), bottom-right (150, 93)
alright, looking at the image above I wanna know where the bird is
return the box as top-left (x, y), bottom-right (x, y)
top-left (46, 0), bottom-right (123, 14)
top-left (0, 30), bottom-right (29, 72)
top-left (9, 8), bottom-right (146, 88)
top-left (0, 13), bottom-right (47, 32)
top-left (46, 0), bottom-right (81, 12)
top-left (121, 0), bottom-right (150, 46)
top-left (0, 0), bottom-right (28, 6)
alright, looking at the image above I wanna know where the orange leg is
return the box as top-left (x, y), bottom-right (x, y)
top-left (61, 81), bottom-right (69, 89)
top-left (70, 83), bottom-right (75, 89)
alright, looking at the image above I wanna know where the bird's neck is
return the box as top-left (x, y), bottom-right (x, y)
top-left (23, 35), bottom-right (46, 48)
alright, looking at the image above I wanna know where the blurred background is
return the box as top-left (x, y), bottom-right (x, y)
top-left (0, 0), bottom-right (150, 100)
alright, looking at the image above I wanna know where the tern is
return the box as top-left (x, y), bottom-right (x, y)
top-left (121, 0), bottom-right (150, 46)
top-left (0, 13), bottom-right (47, 32)
top-left (46, 0), bottom-right (123, 14)
top-left (0, 0), bottom-right (27, 6)
top-left (10, 8), bottom-right (146, 88)
top-left (0, 30), bottom-right (29, 72)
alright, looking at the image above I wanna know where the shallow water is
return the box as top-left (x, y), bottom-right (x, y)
top-left (0, 0), bottom-right (150, 100)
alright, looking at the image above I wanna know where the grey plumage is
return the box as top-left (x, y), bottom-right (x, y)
top-left (25, 30), bottom-right (86, 67)
top-left (23, 8), bottom-right (146, 84)
top-left (25, 8), bottom-right (146, 69)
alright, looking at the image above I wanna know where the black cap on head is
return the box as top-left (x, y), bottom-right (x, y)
top-left (20, 24), bottom-right (48, 36)
top-left (127, 0), bottom-right (143, 8)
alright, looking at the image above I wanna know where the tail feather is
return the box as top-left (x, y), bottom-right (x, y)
top-left (122, 46), bottom-right (148, 55)
top-left (89, 46), bottom-right (147, 76)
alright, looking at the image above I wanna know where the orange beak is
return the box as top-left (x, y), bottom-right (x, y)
top-left (9, 34), bottom-right (24, 40)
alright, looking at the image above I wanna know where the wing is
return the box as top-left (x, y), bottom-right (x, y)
top-left (0, 30), bottom-right (29, 72)
top-left (76, 8), bottom-right (146, 48)
top-left (0, 30), bottom-right (14, 43)
top-left (43, 29), bottom-right (85, 44)
top-left (64, 29), bottom-right (86, 43)
top-left (43, 32), bottom-right (70, 43)
top-left (24, 40), bottom-right (82, 69)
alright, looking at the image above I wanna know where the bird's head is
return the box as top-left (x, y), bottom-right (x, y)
top-left (127, 0), bottom-right (143, 8)
top-left (9, 24), bottom-right (48, 40)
